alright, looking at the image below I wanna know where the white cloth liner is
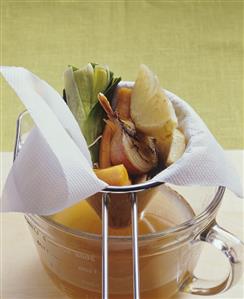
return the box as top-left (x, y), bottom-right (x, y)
top-left (0, 67), bottom-right (242, 215)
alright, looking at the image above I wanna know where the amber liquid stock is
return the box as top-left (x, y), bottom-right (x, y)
top-left (38, 198), bottom-right (196, 299)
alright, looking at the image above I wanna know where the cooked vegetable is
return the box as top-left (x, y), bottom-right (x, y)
top-left (64, 63), bottom-right (186, 186)
top-left (131, 65), bottom-right (178, 136)
top-left (98, 93), bottom-right (158, 176)
top-left (130, 64), bottom-right (178, 162)
top-left (64, 63), bottom-right (121, 162)
top-left (99, 121), bottom-right (115, 168)
top-left (166, 128), bottom-right (186, 166)
top-left (115, 87), bottom-right (132, 120)
top-left (94, 164), bottom-right (131, 186)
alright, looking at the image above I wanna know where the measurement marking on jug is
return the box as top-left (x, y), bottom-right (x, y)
top-left (78, 265), bottom-right (97, 274)
top-left (75, 252), bottom-right (96, 262)
top-left (36, 239), bottom-right (48, 253)
top-left (27, 220), bottom-right (39, 236)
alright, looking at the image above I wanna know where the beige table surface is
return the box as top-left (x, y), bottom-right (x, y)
top-left (1, 151), bottom-right (244, 299)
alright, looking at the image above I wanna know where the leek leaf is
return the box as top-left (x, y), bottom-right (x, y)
top-left (64, 63), bottom-right (121, 163)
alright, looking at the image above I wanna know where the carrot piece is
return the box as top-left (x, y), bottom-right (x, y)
top-left (116, 88), bottom-right (132, 119)
top-left (99, 123), bottom-right (113, 168)
top-left (104, 119), bottom-right (117, 133)
top-left (94, 165), bottom-right (131, 186)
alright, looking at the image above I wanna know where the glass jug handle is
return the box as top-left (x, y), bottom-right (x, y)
top-left (181, 222), bottom-right (244, 295)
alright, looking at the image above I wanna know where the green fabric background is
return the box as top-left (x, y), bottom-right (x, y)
top-left (1, 0), bottom-right (243, 151)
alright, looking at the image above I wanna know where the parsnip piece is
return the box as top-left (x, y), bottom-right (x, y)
top-left (166, 129), bottom-right (186, 166)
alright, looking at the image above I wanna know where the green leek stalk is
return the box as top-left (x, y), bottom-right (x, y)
top-left (64, 63), bottom-right (121, 163)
